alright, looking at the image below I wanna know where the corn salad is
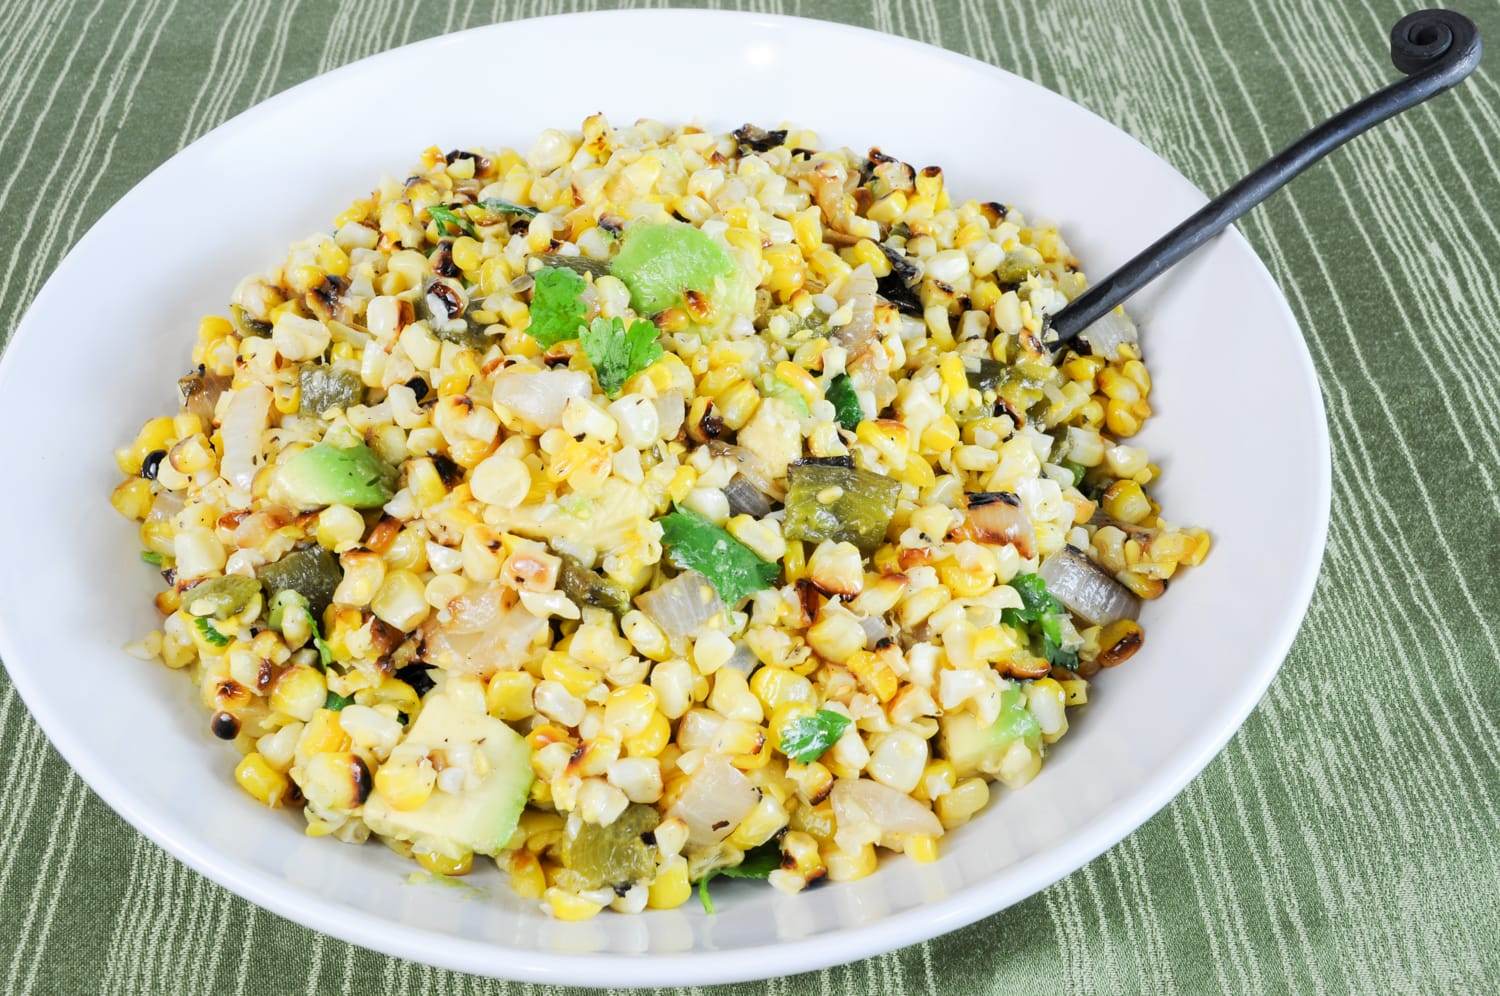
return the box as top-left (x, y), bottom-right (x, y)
top-left (112, 117), bottom-right (1209, 919)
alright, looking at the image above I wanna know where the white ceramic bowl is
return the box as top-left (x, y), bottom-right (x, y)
top-left (0, 9), bottom-right (1329, 987)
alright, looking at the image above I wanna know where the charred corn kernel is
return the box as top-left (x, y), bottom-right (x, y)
top-left (270, 665), bottom-right (326, 722)
top-left (1097, 618), bottom-right (1146, 665)
top-left (1100, 480), bottom-right (1149, 525)
top-left (487, 670), bottom-right (537, 721)
top-left (110, 478), bottom-right (155, 520)
top-left (604, 686), bottom-right (658, 737)
top-left (1060, 679), bottom-right (1089, 706)
top-left (647, 856), bottom-right (691, 909)
top-left (235, 753), bottom-right (291, 807)
top-left (807, 610), bottom-right (864, 664)
top-left (714, 380), bottom-right (761, 431)
top-left (783, 540), bottom-right (807, 583)
top-left (374, 762), bottom-right (435, 811)
top-left (416, 849), bottom-right (473, 877)
top-left (623, 709), bottom-right (670, 758)
top-left (1105, 398), bottom-right (1141, 437)
top-left (937, 777), bottom-right (990, 829)
top-left (826, 843), bottom-right (877, 882)
top-left (845, 649), bottom-right (899, 702)
top-left (506, 850), bottom-right (546, 899)
top-left (903, 833), bottom-right (939, 863)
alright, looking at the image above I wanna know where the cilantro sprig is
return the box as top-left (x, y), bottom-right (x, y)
top-left (579, 316), bottom-right (663, 398)
top-left (194, 616), bottom-right (231, 648)
top-left (658, 507), bottom-right (779, 606)
top-left (427, 204), bottom-right (475, 238)
top-left (524, 267), bottom-right (588, 347)
top-left (778, 709), bottom-right (852, 764)
top-left (1002, 573), bottom-right (1078, 669)
top-left (696, 840), bottom-right (783, 914)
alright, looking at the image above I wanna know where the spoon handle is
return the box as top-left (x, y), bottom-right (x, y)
top-left (1047, 8), bottom-right (1482, 350)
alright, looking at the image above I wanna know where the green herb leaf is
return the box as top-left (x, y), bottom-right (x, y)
top-left (525, 266), bottom-right (588, 347)
top-left (427, 204), bottom-right (475, 238)
top-left (1060, 460), bottom-right (1087, 487)
top-left (580, 316), bottom-right (663, 398)
top-left (658, 507), bottom-right (779, 607)
top-left (478, 198), bottom-right (539, 219)
top-left (312, 630), bottom-right (335, 670)
top-left (825, 374), bottom-right (864, 432)
top-left (324, 690), bottom-right (353, 711)
top-left (696, 840), bottom-right (783, 914)
top-left (1003, 574), bottom-right (1077, 667)
top-left (777, 709), bottom-right (852, 764)
top-left (140, 550), bottom-right (164, 566)
top-left (994, 685), bottom-right (1042, 746)
top-left (194, 616), bottom-right (230, 647)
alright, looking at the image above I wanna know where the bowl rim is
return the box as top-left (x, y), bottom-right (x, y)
top-left (0, 7), bottom-right (1331, 987)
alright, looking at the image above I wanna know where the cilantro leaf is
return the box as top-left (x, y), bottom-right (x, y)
top-left (580, 316), bottom-right (663, 398)
top-left (1003, 573), bottom-right (1077, 668)
top-left (324, 690), bottom-right (354, 711)
top-left (1060, 460), bottom-right (1087, 487)
top-left (777, 709), bottom-right (852, 764)
top-left (477, 197), bottom-right (539, 219)
top-left (525, 267), bottom-right (588, 347)
top-left (312, 630), bottom-right (335, 670)
top-left (140, 550), bottom-right (164, 566)
top-left (658, 507), bottom-right (779, 606)
top-left (268, 588), bottom-right (334, 669)
top-left (825, 374), bottom-right (864, 432)
top-left (427, 204), bottom-right (475, 238)
top-left (696, 840), bottom-right (783, 914)
top-left (194, 616), bottom-right (230, 647)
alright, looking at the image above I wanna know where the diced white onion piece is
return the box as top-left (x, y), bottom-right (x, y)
top-left (667, 754), bottom-right (758, 845)
top-left (218, 385), bottom-right (272, 491)
top-left (492, 369), bottom-right (591, 430)
top-left (1038, 547), bottom-right (1140, 626)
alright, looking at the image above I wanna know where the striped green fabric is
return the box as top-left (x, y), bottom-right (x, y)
top-left (2, 1), bottom-right (1498, 992)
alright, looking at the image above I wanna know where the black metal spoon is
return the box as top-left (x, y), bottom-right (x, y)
top-left (1046, 8), bottom-right (1482, 351)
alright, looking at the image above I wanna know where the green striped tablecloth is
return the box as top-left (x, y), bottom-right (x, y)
top-left (3, 1), bottom-right (1498, 992)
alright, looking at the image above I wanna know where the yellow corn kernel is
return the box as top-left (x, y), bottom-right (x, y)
top-left (825, 843), bottom-right (877, 882)
top-left (373, 762), bottom-right (435, 811)
top-left (841, 239), bottom-right (892, 277)
top-left (604, 686), bottom-right (658, 737)
top-left (768, 702), bottom-right (816, 754)
top-left (110, 478), bottom-right (155, 520)
top-left (407, 457), bottom-right (448, 508)
top-left (299, 708), bottom-right (351, 758)
top-left (115, 416), bottom-right (177, 475)
top-left (911, 759), bottom-right (957, 803)
top-left (541, 653), bottom-right (600, 700)
top-left (546, 888), bottom-right (603, 924)
top-left (1097, 367), bottom-right (1141, 404)
top-left (416, 849), bottom-right (474, 877)
top-left (316, 241), bottom-right (350, 278)
top-left (936, 777), bottom-right (990, 829)
top-left (921, 415), bottom-right (960, 454)
top-left (783, 540), bottom-right (807, 583)
top-left (937, 559), bottom-right (994, 599)
top-left (487, 669), bottom-right (537, 721)
top-left (1182, 530), bottom-right (1213, 567)
top-left (450, 235), bottom-right (484, 273)
top-left (1060, 679), bottom-right (1089, 706)
top-left (750, 667), bottom-right (816, 713)
top-left (845, 649), bottom-right (898, 702)
top-left (714, 380), bottom-right (761, 431)
top-left (666, 465), bottom-right (697, 503)
top-left (866, 191), bottom-right (907, 225)
top-left (1101, 480), bottom-right (1151, 525)
top-left (647, 856), bottom-right (691, 909)
top-left (904, 833), bottom-right (939, 863)
top-left (728, 795), bottom-right (790, 850)
top-left (506, 850), bottom-right (547, 900)
top-left (809, 246), bottom-right (852, 283)
top-left (372, 569), bottom-right (430, 631)
top-left (938, 354), bottom-right (968, 401)
top-left (774, 361), bottom-right (821, 409)
top-left (791, 208), bottom-right (822, 254)
top-left (1062, 354), bottom-right (1104, 383)
top-left (1104, 398), bottom-right (1141, 437)
top-left (623, 709), bottom-right (670, 758)
top-left (269, 665), bottom-right (327, 722)
top-left (234, 753), bottom-right (291, 808)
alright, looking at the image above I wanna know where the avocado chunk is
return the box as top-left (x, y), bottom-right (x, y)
top-left (937, 685), bottom-right (1041, 777)
top-left (257, 546), bottom-right (343, 619)
top-left (277, 442), bottom-right (394, 509)
top-left (361, 689), bottom-right (532, 859)
top-left (609, 221), bottom-right (737, 316)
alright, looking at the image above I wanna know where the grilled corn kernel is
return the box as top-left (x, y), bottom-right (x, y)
top-left (374, 761), bottom-right (436, 811)
top-left (647, 856), bottom-right (691, 909)
top-left (234, 753), bottom-right (292, 808)
top-left (623, 710), bottom-right (670, 758)
top-left (826, 843), bottom-right (877, 882)
top-left (506, 850), bottom-right (547, 899)
top-left (936, 777), bottom-right (990, 829)
top-left (1101, 480), bottom-right (1151, 525)
top-left (269, 666), bottom-right (326, 722)
top-left (487, 670), bottom-right (537, 721)
top-left (371, 570), bottom-right (430, 631)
